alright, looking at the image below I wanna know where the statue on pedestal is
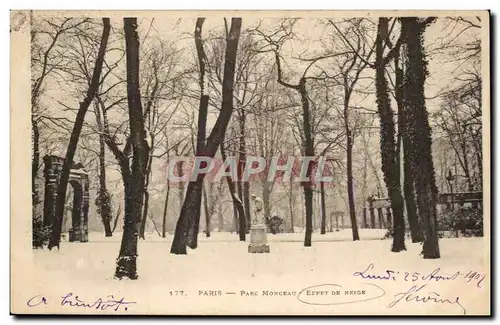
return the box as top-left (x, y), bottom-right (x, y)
top-left (251, 194), bottom-right (265, 225)
top-left (248, 194), bottom-right (270, 253)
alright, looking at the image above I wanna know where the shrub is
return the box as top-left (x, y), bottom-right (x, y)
top-left (438, 206), bottom-right (483, 237)
top-left (382, 226), bottom-right (394, 240)
top-left (32, 216), bottom-right (51, 248)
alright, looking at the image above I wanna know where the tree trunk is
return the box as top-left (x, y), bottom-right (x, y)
top-left (161, 178), bottom-right (171, 238)
top-left (139, 154), bottom-right (153, 239)
top-left (170, 18), bottom-right (242, 254)
top-left (141, 189), bottom-right (150, 238)
top-left (186, 94), bottom-right (209, 249)
top-left (115, 17), bottom-right (150, 279)
top-left (94, 100), bottom-right (113, 237)
top-left (342, 81), bottom-right (360, 241)
top-left (177, 161), bottom-right (185, 204)
top-left (233, 205), bottom-right (239, 233)
top-left (346, 135), bottom-right (359, 241)
top-left (171, 181), bottom-right (200, 254)
top-left (402, 17), bottom-right (440, 259)
top-left (221, 143), bottom-right (246, 241)
top-left (473, 137), bottom-right (483, 183)
top-left (460, 142), bottom-right (474, 192)
top-left (32, 117), bottom-right (40, 214)
top-left (202, 183), bottom-right (211, 237)
top-left (218, 211), bottom-right (224, 232)
top-left (111, 204), bottom-right (121, 233)
top-left (243, 182), bottom-right (251, 233)
top-left (48, 18), bottom-right (110, 250)
top-left (403, 140), bottom-right (421, 242)
top-left (363, 208), bottom-right (367, 228)
top-left (320, 181), bottom-right (326, 235)
top-left (236, 150), bottom-right (247, 233)
top-left (361, 138), bottom-right (368, 229)
top-left (116, 171), bottom-right (138, 279)
top-left (99, 132), bottom-right (113, 237)
top-left (298, 78), bottom-right (315, 247)
top-left (395, 46), bottom-right (422, 243)
top-left (237, 109), bottom-right (252, 233)
top-left (375, 17), bottom-right (406, 252)
top-left (303, 187), bottom-right (314, 245)
top-left (186, 18), bottom-right (210, 249)
top-left (236, 174), bottom-right (244, 215)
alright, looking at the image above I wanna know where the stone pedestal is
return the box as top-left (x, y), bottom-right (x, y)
top-left (248, 224), bottom-right (270, 253)
top-left (68, 228), bottom-right (78, 242)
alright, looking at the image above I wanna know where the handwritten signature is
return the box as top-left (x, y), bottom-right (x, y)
top-left (353, 263), bottom-right (486, 288)
top-left (388, 284), bottom-right (466, 315)
top-left (27, 293), bottom-right (136, 312)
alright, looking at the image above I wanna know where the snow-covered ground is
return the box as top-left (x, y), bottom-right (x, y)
top-left (18, 230), bottom-right (489, 315)
top-left (81, 228), bottom-right (388, 243)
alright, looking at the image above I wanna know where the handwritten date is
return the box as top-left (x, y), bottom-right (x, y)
top-left (353, 263), bottom-right (486, 288)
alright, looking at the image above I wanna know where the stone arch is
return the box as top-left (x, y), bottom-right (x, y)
top-left (42, 155), bottom-right (89, 243)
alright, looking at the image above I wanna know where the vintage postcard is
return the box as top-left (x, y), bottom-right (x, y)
top-left (10, 10), bottom-right (490, 315)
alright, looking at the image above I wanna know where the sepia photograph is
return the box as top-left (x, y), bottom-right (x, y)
top-left (10, 10), bottom-right (490, 315)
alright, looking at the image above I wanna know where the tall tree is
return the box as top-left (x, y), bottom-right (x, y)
top-left (394, 41), bottom-right (422, 243)
top-left (115, 17), bottom-right (151, 279)
top-left (252, 19), bottom-right (337, 246)
top-left (221, 142), bottom-right (246, 241)
top-left (374, 17), bottom-right (406, 252)
top-left (48, 18), bottom-right (111, 250)
top-left (170, 17), bottom-right (242, 255)
top-left (402, 17), bottom-right (440, 259)
top-left (94, 101), bottom-right (114, 237)
top-left (202, 182), bottom-right (213, 237)
top-left (138, 40), bottom-right (185, 239)
top-left (319, 181), bottom-right (327, 234)
top-left (186, 18), bottom-right (209, 249)
top-left (161, 177), bottom-right (171, 238)
top-left (31, 18), bottom-right (91, 219)
top-left (56, 21), bottom-right (126, 238)
top-left (328, 18), bottom-right (376, 241)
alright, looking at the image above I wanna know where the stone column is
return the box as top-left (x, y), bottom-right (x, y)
top-left (81, 173), bottom-right (89, 242)
top-left (69, 182), bottom-right (82, 242)
top-left (248, 195), bottom-right (270, 253)
top-left (368, 196), bottom-right (376, 229)
top-left (377, 207), bottom-right (385, 229)
top-left (42, 155), bottom-right (64, 227)
top-left (386, 207), bottom-right (392, 228)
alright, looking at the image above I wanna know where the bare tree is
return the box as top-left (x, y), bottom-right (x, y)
top-left (48, 18), bottom-right (111, 250)
top-left (185, 18), bottom-right (210, 248)
top-left (394, 40), bottom-right (422, 243)
top-left (170, 17), bottom-right (242, 255)
top-left (138, 41), bottom-right (186, 239)
top-left (251, 19), bottom-right (331, 246)
top-left (374, 17), bottom-right (406, 252)
top-left (220, 141), bottom-right (246, 241)
top-left (402, 17), bottom-right (440, 259)
top-left (325, 18), bottom-right (376, 241)
top-left (115, 17), bottom-right (151, 279)
top-left (31, 17), bottom-right (90, 222)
